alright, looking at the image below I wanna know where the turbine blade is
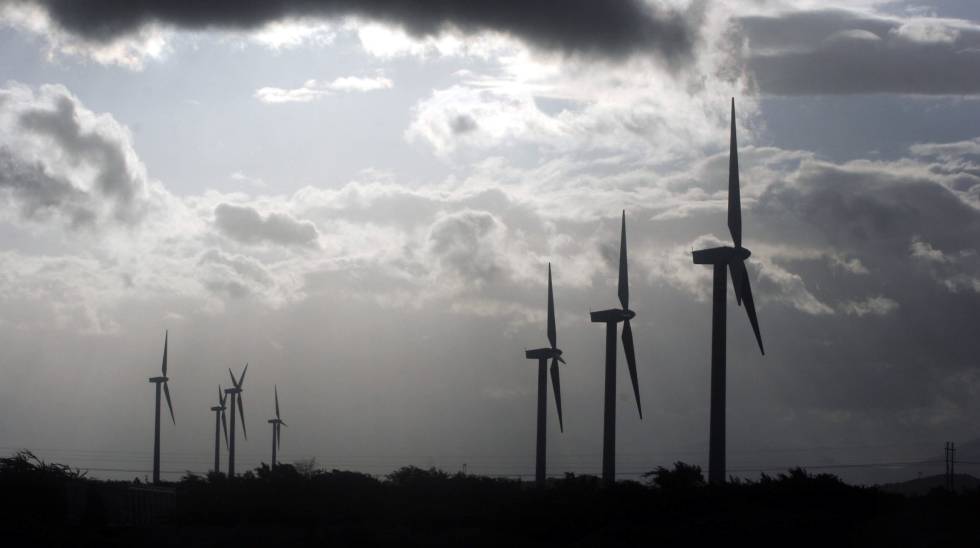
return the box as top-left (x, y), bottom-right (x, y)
top-left (729, 261), bottom-right (744, 307)
top-left (161, 330), bottom-right (168, 376)
top-left (218, 386), bottom-right (225, 406)
top-left (275, 385), bottom-right (280, 419)
top-left (618, 211), bottom-right (629, 310)
top-left (622, 320), bottom-right (643, 419)
top-left (557, 355), bottom-right (566, 365)
top-left (221, 410), bottom-right (229, 449)
top-left (238, 394), bottom-right (247, 439)
top-left (239, 363), bottom-right (248, 387)
top-left (547, 263), bottom-right (556, 349)
top-left (550, 358), bottom-right (564, 433)
top-left (728, 98), bottom-right (742, 248)
top-left (228, 368), bottom-right (238, 388)
top-left (163, 382), bottom-right (175, 425)
top-left (277, 423), bottom-right (282, 451)
top-left (734, 260), bottom-right (765, 355)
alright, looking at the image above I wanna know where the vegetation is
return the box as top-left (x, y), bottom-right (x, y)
top-left (2, 452), bottom-right (979, 546)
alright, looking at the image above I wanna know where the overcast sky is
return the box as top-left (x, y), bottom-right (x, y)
top-left (0, 0), bottom-right (978, 484)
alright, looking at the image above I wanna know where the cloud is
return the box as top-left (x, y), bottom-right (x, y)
top-left (328, 75), bottom-right (394, 92)
top-left (839, 296), bottom-right (899, 317)
top-left (16, 0), bottom-right (702, 63)
top-left (255, 75), bottom-right (393, 104)
top-left (0, 83), bottom-right (151, 227)
top-left (426, 209), bottom-right (509, 286)
top-left (0, 2), bottom-right (169, 69)
top-left (406, 85), bottom-right (565, 155)
top-left (214, 202), bottom-right (319, 247)
top-left (229, 171), bottom-right (267, 189)
top-left (910, 236), bottom-right (953, 263)
top-left (909, 236), bottom-right (980, 294)
top-left (754, 254), bottom-right (835, 315)
top-left (250, 19), bottom-right (335, 49)
top-left (198, 248), bottom-right (275, 300)
top-left (742, 9), bottom-right (980, 95)
top-left (0, 147), bottom-right (96, 227)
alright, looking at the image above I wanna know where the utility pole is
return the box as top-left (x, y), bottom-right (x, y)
top-left (951, 442), bottom-right (956, 492)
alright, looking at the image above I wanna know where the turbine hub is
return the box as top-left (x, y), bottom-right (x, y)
top-left (623, 309), bottom-right (635, 321)
top-left (735, 246), bottom-right (751, 261)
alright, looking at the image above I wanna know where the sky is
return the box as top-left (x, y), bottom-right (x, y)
top-left (0, 0), bottom-right (978, 484)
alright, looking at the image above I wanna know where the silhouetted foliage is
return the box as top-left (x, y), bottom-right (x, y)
top-left (644, 461), bottom-right (706, 490)
top-left (4, 452), bottom-right (980, 546)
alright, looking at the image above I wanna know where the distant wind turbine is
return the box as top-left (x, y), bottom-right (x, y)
top-left (590, 212), bottom-right (643, 486)
top-left (692, 98), bottom-right (765, 484)
top-left (148, 331), bottom-right (175, 484)
top-left (524, 263), bottom-right (565, 487)
top-left (210, 386), bottom-right (229, 474)
top-left (225, 364), bottom-right (248, 477)
top-left (268, 385), bottom-right (288, 467)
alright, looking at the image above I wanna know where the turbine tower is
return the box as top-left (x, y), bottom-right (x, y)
top-left (225, 364), bottom-right (248, 477)
top-left (268, 385), bottom-right (287, 467)
top-left (210, 386), bottom-right (229, 474)
top-left (692, 98), bottom-right (765, 484)
top-left (524, 263), bottom-right (565, 487)
top-left (590, 212), bottom-right (642, 486)
top-left (148, 331), bottom-right (175, 484)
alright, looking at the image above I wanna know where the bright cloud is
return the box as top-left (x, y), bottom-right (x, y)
top-left (255, 75), bottom-right (393, 104)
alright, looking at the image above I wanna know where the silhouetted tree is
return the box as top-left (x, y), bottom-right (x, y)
top-left (643, 461), bottom-right (705, 491)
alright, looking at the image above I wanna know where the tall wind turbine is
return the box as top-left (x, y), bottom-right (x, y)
top-left (524, 263), bottom-right (565, 487)
top-left (210, 386), bottom-right (229, 474)
top-left (268, 385), bottom-right (287, 467)
top-left (148, 331), bottom-right (175, 484)
top-left (692, 98), bottom-right (765, 484)
top-left (590, 212), bottom-right (642, 486)
top-left (225, 364), bottom-right (248, 477)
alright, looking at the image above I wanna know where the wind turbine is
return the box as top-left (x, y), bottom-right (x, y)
top-left (524, 263), bottom-right (565, 487)
top-left (268, 385), bottom-right (287, 467)
top-left (210, 386), bottom-right (229, 474)
top-left (148, 331), bottom-right (175, 484)
top-left (692, 98), bottom-right (765, 484)
top-left (589, 211), bottom-right (642, 486)
top-left (225, 364), bottom-right (248, 477)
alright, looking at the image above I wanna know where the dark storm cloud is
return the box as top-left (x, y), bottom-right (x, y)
top-left (0, 147), bottom-right (97, 227)
top-left (742, 9), bottom-right (980, 95)
top-left (748, 152), bottom-right (980, 423)
top-left (19, 0), bottom-right (701, 62)
top-left (756, 160), bottom-right (980, 252)
top-left (214, 202), bottom-right (319, 247)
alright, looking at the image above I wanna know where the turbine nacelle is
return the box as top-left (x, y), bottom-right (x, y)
top-left (225, 387), bottom-right (242, 394)
top-left (210, 405), bottom-right (224, 411)
top-left (692, 245), bottom-right (751, 265)
top-left (148, 376), bottom-right (168, 383)
top-left (589, 308), bottom-right (635, 323)
top-left (525, 347), bottom-right (564, 361)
